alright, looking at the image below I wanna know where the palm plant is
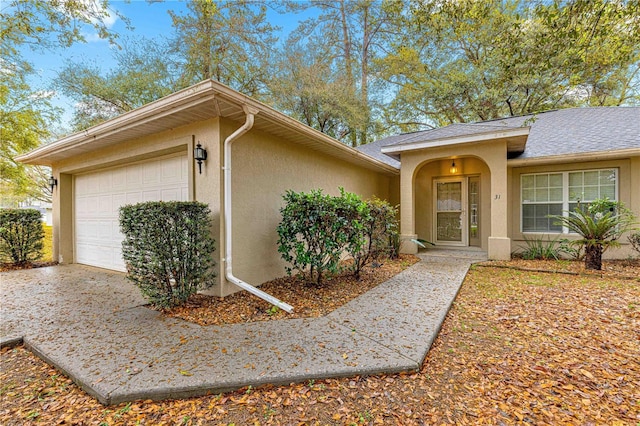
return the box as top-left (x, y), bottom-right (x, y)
top-left (550, 199), bottom-right (636, 270)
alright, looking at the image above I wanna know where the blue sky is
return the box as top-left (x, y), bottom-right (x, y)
top-left (22, 0), bottom-right (313, 131)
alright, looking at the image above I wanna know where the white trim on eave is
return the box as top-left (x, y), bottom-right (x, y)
top-left (508, 148), bottom-right (640, 167)
top-left (380, 127), bottom-right (530, 154)
top-left (15, 79), bottom-right (398, 175)
top-left (16, 81), bottom-right (218, 164)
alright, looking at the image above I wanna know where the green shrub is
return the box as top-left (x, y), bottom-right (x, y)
top-left (335, 189), bottom-right (367, 279)
top-left (517, 235), bottom-right (561, 260)
top-left (388, 231), bottom-right (402, 260)
top-left (550, 198), bottom-right (636, 270)
top-left (277, 189), bottom-right (352, 285)
top-left (628, 231), bottom-right (640, 255)
top-left (0, 208), bottom-right (44, 264)
top-left (277, 189), bottom-right (398, 285)
top-left (347, 197), bottom-right (399, 279)
top-left (119, 201), bottom-right (216, 310)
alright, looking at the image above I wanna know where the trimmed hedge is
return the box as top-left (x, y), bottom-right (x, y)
top-left (348, 197), bottom-right (399, 279)
top-left (277, 188), bottom-right (398, 285)
top-left (0, 208), bottom-right (44, 264)
top-left (119, 201), bottom-right (216, 310)
top-left (277, 189), bottom-right (351, 285)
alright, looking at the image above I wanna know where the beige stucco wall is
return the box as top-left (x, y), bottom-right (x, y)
top-left (509, 157), bottom-right (639, 259)
top-left (216, 118), bottom-right (396, 297)
top-left (49, 114), bottom-right (397, 299)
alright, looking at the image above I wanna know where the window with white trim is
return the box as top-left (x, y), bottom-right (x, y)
top-left (521, 168), bottom-right (618, 233)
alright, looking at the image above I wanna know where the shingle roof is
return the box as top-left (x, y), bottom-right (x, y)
top-left (488, 107), bottom-right (640, 159)
top-left (355, 137), bottom-right (400, 168)
top-left (356, 107), bottom-right (639, 164)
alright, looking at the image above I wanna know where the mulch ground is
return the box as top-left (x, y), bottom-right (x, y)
top-left (1, 258), bottom-right (638, 425)
top-left (0, 261), bottom-right (57, 272)
top-left (165, 255), bottom-right (420, 325)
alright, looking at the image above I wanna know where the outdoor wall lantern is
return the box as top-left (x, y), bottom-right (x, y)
top-left (449, 160), bottom-right (458, 174)
top-left (48, 175), bottom-right (58, 192)
top-left (194, 142), bottom-right (207, 174)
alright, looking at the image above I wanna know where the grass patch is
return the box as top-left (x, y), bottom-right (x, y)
top-left (42, 225), bottom-right (53, 262)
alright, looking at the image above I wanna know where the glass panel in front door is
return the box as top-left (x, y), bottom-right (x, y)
top-left (468, 176), bottom-right (480, 247)
top-left (436, 181), bottom-right (463, 242)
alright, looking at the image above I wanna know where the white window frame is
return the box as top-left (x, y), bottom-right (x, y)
top-left (521, 168), bottom-right (619, 234)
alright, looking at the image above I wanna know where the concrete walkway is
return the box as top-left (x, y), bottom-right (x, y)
top-left (0, 250), bottom-right (486, 405)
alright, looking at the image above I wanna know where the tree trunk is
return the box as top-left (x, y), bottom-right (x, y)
top-left (584, 243), bottom-right (603, 270)
top-left (360, 4), bottom-right (369, 147)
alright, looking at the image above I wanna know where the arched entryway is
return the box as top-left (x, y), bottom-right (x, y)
top-left (413, 157), bottom-right (491, 250)
top-left (395, 138), bottom-right (513, 260)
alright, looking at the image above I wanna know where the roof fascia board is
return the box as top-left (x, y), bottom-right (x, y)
top-left (17, 80), bottom-right (218, 163)
top-left (381, 127), bottom-right (530, 154)
top-left (508, 148), bottom-right (640, 167)
top-left (17, 79), bottom-right (398, 175)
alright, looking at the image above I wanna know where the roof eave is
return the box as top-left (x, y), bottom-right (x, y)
top-left (380, 127), bottom-right (530, 155)
top-left (210, 84), bottom-right (399, 175)
top-left (16, 80), bottom-right (398, 175)
top-left (16, 80), bottom-right (219, 165)
top-left (508, 148), bottom-right (640, 167)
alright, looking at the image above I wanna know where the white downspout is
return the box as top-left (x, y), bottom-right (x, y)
top-left (223, 105), bottom-right (294, 313)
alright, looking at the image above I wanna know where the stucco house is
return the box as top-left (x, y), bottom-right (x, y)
top-left (16, 80), bottom-right (398, 304)
top-left (359, 107), bottom-right (640, 260)
top-left (17, 79), bottom-right (640, 302)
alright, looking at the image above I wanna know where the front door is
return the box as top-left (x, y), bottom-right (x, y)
top-left (434, 178), bottom-right (467, 246)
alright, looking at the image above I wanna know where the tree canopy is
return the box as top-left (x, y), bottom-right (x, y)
top-left (1, 0), bottom-right (127, 205)
top-left (378, 0), bottom-right (640, 131)
top-left (4, 0), bottom-right (640, 203)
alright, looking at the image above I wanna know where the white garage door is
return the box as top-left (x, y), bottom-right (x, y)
top-left (75, 155), bottom-right (189, 271)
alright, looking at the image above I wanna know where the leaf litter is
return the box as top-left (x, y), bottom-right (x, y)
top-left (1, 259), bottom-right (638, 425)
top-left (165, 255), bottom-right (420, 325)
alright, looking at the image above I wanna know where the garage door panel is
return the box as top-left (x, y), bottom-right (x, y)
top-left (112, 193), bottom-right (126, 214)
top-left (126, 192), bottom-right (142, 205)
top-left (161, 188), bottom-right (182, 201)
top-left (143, 162), bottom-right (161, 184)
top-left (143, 189), bottom-right (161, 202)
top-left (97, 220), bottom-right (111, 239)
top-left (98, 173), bottom-right (112, 192)
top-left (112, 169), bottom-right (127, 190)
top-left (75, 154), bottom-right (188, 271)
top-left (113, 246), bottom-right (123, 268)
top-left (126, 167), bottom-right (142, 186)
top-left (162, 157), bottom-right (182, 179)
top-left (98, 195), bottom-right (112, 215)
top-left (113, 221), bottom-right (124, 240)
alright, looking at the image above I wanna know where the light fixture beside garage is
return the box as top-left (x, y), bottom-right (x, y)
top-left (449, 160), bottom-right (458, 174)
top-left (194, 142), bottom-right (207, 174)
top-left (48, 175), bottom-right (58, 191)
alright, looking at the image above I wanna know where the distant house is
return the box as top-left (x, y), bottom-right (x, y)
top-left (18, 200), bottom-right (53, 226)
top-left (17, 79), bottom-right (640, 298)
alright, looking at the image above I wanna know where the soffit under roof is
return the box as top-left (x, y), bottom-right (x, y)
top-left (17, 80), bottom-right (397, 176)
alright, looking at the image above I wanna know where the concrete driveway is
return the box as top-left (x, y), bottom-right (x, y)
top-left (0, 251), bottom-right (484, 405)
